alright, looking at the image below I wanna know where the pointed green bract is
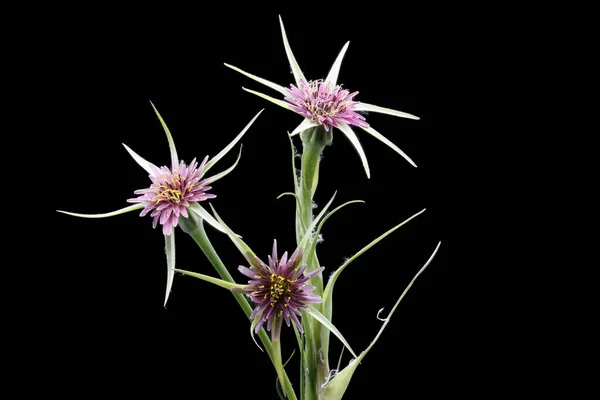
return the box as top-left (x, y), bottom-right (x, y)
top-left (323, 242), bottom-right (441, 400)
top-left (203, 146), bottom-right (243, 185)
top-left (242, 87), bottom-right (293, 111)
top-left (164, 232), bottom-right (176, 307)
top-left (305, 305), bottom-right (357, 359)
top-left (361, 126), bottom-right (417, 168)
top-left (224, 63), bottom-right (289, 96)
top-left (56, 203), bottom-right (145, 218)
top-left (337, 122), bottom-right (370, 178)
top-left (150, 102), bottom-right (178, 170)
top-left (122, 144), bottom-right (155, 175)
top-left (325, 41), bottom-right (350, 88)
top-left (187, 203), bottom-right (227, 234)
top-left (175, 268), bottom-right (245, 291)
top-left (354, 102), bottom-right (420, 120)
top-left (289, 118), bottom-right (319, 137)
top-left (279, 15), bottom-right (306, 86)
top-left (205, 109), bottom-right (263, 173)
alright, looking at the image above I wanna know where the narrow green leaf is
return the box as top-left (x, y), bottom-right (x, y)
top-left (277, 192), bottom-right (301, 208)
top-left (323, 208), bottom-right (426, 306)
top-left (323, 242), bottom-right (441, 400)
top-left (305, 305), bottom-right (357, 359)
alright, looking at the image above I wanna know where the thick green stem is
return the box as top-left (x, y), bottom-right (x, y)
top-left (180, 219), bottom-right (297, 400)
top-left (295, 127), bottom-right (333, 399)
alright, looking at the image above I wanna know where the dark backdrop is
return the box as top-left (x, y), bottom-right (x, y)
top-left (39, 5), bottom-right (483, 399)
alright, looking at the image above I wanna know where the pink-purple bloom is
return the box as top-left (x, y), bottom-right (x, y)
top-left (128, 157), bottom-right (216, 236)
top-left (285, 79), bottom-right (368, 132)
top-left (225, 16), bottom-right (420, 178)
top-left (239, 240), bottom-right (323, 340)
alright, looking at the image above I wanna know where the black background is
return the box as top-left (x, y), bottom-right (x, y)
top-left (30, 4), bottom-right (498, 399)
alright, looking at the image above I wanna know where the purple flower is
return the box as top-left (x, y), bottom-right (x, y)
top-left (239, 240), bottom-right (323, 340)
top-left (285, 79), bottom-right (368, 132)
top-left (225, 16), bottom-right (420, 178)
top-left (127, 157), bottom-right (216, 236)
top-left (58, 104), bottom-right (263, 306)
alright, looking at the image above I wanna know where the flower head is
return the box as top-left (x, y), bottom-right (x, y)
top-left (225, 16), bottom-right (420, 178)
top-left (128, 157), bottom-right (216, 235)
top-left (285, 79), bottom-right (368, 132)
top-left (239, 240), bottom-right (323, 340)
top-left (57, 104), bottom-right (263, 306)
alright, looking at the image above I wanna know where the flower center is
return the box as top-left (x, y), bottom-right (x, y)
top-left (154, 173), bottom-right (195, 204)
top-left (269, 273), bottom-right (293, 306)
top-left (303, 80), bottom-right (353, 119)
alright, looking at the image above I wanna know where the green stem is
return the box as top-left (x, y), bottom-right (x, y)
top-left (296, 126), bottom-right (333, 399)
top-left (181, 220), bottom-right (298, 400)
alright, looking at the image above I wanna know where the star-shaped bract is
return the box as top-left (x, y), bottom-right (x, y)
top-left (225, 16), bottom-right (419, 178)
top-left (58, 104), bottom-right (263, 306)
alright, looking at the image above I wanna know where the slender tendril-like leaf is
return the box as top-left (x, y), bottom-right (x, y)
top-left (250, 316), bottom-right (264, 352)
top-left (323, 208), bottom-right (426, 306)
top-left (305, 305), bottom-right (357, 359)
top-left (277, 192), bottom-right (301, 208)
top-left (322, 242), bottom-right (441, 400)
